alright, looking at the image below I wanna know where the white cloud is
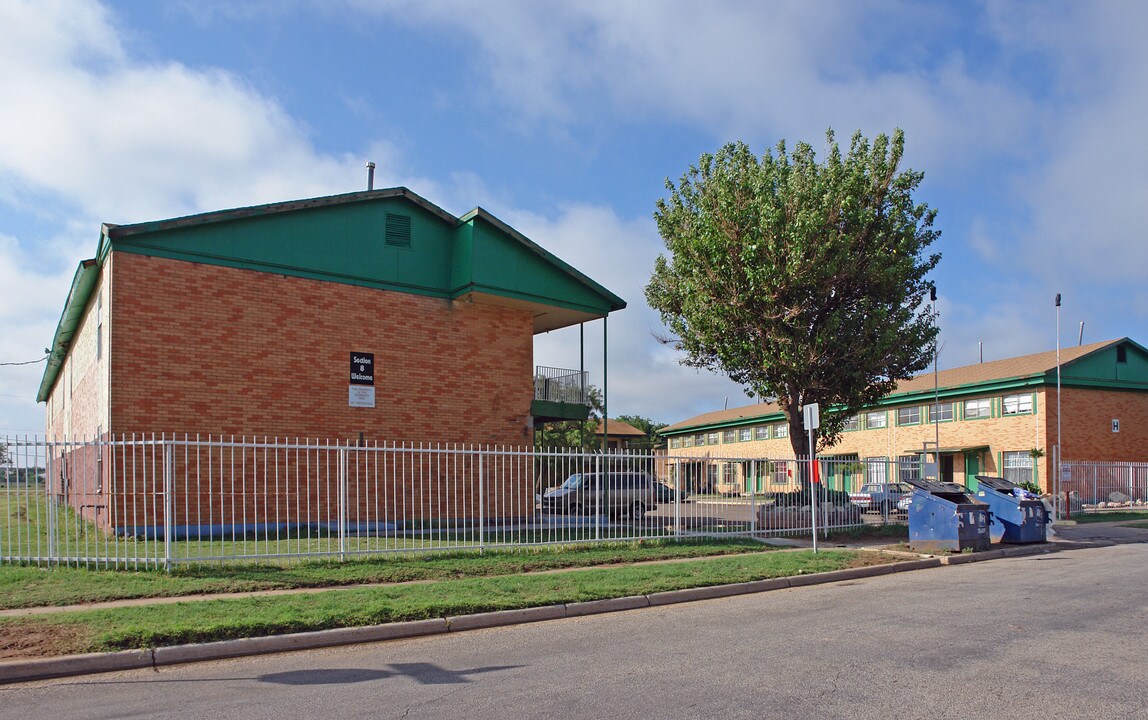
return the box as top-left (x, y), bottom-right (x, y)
top-left (0, 0), bottom-right (417, 433)
top-left (516, 203), bottom-right (752, 424)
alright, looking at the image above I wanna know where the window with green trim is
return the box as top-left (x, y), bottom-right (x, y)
top-left (754, 426), bottom-right (769, 441)
top-left (865, 411), bottom-right (887, 429)
top-left (707, 432), bottom-right (720, 445)
top-left (1002, 451), bottom-right (1034, 484)
top-left (1002, 393), bottom-right (1033, 416)
top-left (928, 402), bottom-right (954, 423)
top-left (964, 399), bottom-right (991, 419)
top-left (669, 437), bottom-right (681, 449)
top-left (739, 427), bottom-right (752, 442)
top-left (682, 435), bottom-right (693, 448)
top-left (842, 414), bottom-right (860, 432)
top-left (723, 430), bottom-right (736, 443)
top-left (694, 433), bottom-right (706, 446)
top-left (775, 423), bottom-right (789, 438)
top-left (897, 406), bottom-right (921, 426)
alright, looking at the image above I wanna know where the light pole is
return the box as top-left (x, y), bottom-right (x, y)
top-left (1055, 293), bottom-right (1062, 518)
top-left (932, 285), bottom-right (939, 461)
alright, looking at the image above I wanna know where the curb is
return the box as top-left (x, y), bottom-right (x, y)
top-left (0, 548), bottom-right (1037, 685)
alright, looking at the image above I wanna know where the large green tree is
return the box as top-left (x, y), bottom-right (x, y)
top-left (646, 128), bottom-right (940, 457)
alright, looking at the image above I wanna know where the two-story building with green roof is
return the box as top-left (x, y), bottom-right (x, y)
top-left (37, 187), bottom-right (625, 532)
top-left (659, 338), bottom-right (1148, 495)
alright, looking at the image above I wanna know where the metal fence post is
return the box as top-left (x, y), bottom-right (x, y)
top-left (750, 459), bottom-right (757, 537)
top-left (46, 446), bottom-right (57, 566)
top-left (338, 446), bottom-right (348, 562)
top-left (478, 449), bottom-right (485, 552)
top-left (594, 452), bottom-right (601, 542)
top-left (163, 441), bottom-right (174, 572)
top-left (673, 460), bottom-right (681, 539)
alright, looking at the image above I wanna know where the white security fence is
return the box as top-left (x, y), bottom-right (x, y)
top-left (1, 435), bottom-right (904, 569)
top-left (1059, 461), bottom-right (1148, 515)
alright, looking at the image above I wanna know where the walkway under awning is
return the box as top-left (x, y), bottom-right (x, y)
top-left (901, 445), bottom-right (989, 455)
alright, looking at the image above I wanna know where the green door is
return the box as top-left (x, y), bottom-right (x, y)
top-left (965, 453), bottom-right (982, 491)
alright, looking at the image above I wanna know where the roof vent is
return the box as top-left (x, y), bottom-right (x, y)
top-left (385, 213), bottom-right (411, 249)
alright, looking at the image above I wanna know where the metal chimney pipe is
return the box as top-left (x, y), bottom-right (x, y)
top-left (1078, 321), bottom-right (1084, 346)
top-left (366, 161), bottom-right (376, 191)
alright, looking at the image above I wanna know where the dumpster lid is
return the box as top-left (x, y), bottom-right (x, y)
top-left (903, 477), bottom-right (980, 502)
top-left (974, 475), bottom-right (1016, 492)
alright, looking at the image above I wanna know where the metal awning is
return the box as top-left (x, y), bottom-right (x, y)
top-left (901, 445), bottom-right (989, 455)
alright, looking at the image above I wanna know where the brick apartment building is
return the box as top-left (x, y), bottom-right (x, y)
top-left (37, 188), bottom-right (624, 532)
top-left (659, 339), bottom-right (1148, 494)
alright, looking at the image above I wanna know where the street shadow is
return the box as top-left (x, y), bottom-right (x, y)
top-left (258, 663), bottom-right (521, 686)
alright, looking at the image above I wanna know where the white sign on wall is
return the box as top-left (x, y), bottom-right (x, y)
top-left (1112, 418), bottom-right (1121, 433)
top-left (349, 385), bottom-right (376, 408)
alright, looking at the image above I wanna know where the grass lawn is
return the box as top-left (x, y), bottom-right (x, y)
top-left (0, 539), bottom-right (897, 659)
top-left (0, 537), bottom-right (775, 610)
top-left (1071, 510), bottom-right (1148, 524)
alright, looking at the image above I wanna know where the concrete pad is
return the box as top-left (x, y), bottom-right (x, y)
top-left (887, 558), bottom-right (944, 572)
top-left (646, 577), bottom-right (790, 606)
top-left (788, 567), bottom-right (881, 587)
top-left (447, 605), bottom-right (567, 632)
top-left (0, 648), bottom-right (153, 684)
top-left (565, 595), bottom-right (650, 617)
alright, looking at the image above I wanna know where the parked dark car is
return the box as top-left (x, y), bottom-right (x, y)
top-left (538, 471), bottom-right (660, 518)
top-left (848, 482), bottom-right (913, 513)
top-left (652, 482), bottom-right (690, 504)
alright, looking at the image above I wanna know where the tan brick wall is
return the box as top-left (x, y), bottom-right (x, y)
top-left (1047, 387), bottom-right (1148, 463)
top-left (45, 262), bottom-right (111, 441)
top-left (664, 390), bottom-right (1083, 492)
top-left (96, 251), bottom-right (537, 529)
top-left (108, 251), bottom-right (534, 444)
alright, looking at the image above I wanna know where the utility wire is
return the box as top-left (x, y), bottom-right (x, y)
top-left (0, 355), bottom-right (49, 366)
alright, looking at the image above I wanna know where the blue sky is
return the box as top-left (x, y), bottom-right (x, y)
top-left (2, 0), bottom-right (1147, 435)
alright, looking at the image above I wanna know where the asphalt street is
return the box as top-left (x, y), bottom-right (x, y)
top-left (2, 541), bottom-right (1145, 719)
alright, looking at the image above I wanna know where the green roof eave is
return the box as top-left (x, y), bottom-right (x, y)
top-left (875, 374), bottom-right (1049, 406)
top-left (458, 208), bottom-right (626, 314)
top-left (660, 410), bottom-right (789, 436)
top-left (37, 258), bottom-right (101, 403)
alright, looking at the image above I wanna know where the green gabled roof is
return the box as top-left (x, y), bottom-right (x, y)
top-left (38, 188), bottom-right (626, 403)
top-left (36, 259), bottom-right (100, 402)
top-left (660, 338), bottom-right (1148, 435)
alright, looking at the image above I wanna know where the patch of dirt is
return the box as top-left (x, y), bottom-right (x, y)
top-left (0, 622), bottom-right (92, 660)
top-left (844, 551), bottom-right (902, 568)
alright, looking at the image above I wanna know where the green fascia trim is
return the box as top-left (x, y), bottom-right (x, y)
top-left (459, 209), bottom-right (626, 313)
top-left (113, 243), bottom-right (619, 319)
top-left (531, 399), bottom-right (591, 422)
top-left (450, 283), bottom-right (616, 317)
top-left (1046, 376), bottom-right (1148, 392)
top-left (37, 259), bottom-right (101, 403)
top-left (114, 243), bottom-right (455, 301)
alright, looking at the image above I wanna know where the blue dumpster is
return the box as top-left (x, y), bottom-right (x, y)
top-left (973, 475), bottom-right (1050, 543)
top-left (904, 478), bottom-right (991, 553)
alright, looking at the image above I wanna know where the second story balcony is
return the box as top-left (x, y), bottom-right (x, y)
top-left (532, 366), bottom-right (590, 423)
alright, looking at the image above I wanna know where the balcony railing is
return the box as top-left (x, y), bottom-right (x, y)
top-left (534, 366), bottom-right (589, 405)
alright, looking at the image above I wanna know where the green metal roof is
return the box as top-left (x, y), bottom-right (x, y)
top-left (38, 188), bottom-right (626, 403)
top-left (660, 338), bottom-right (1148, 436)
